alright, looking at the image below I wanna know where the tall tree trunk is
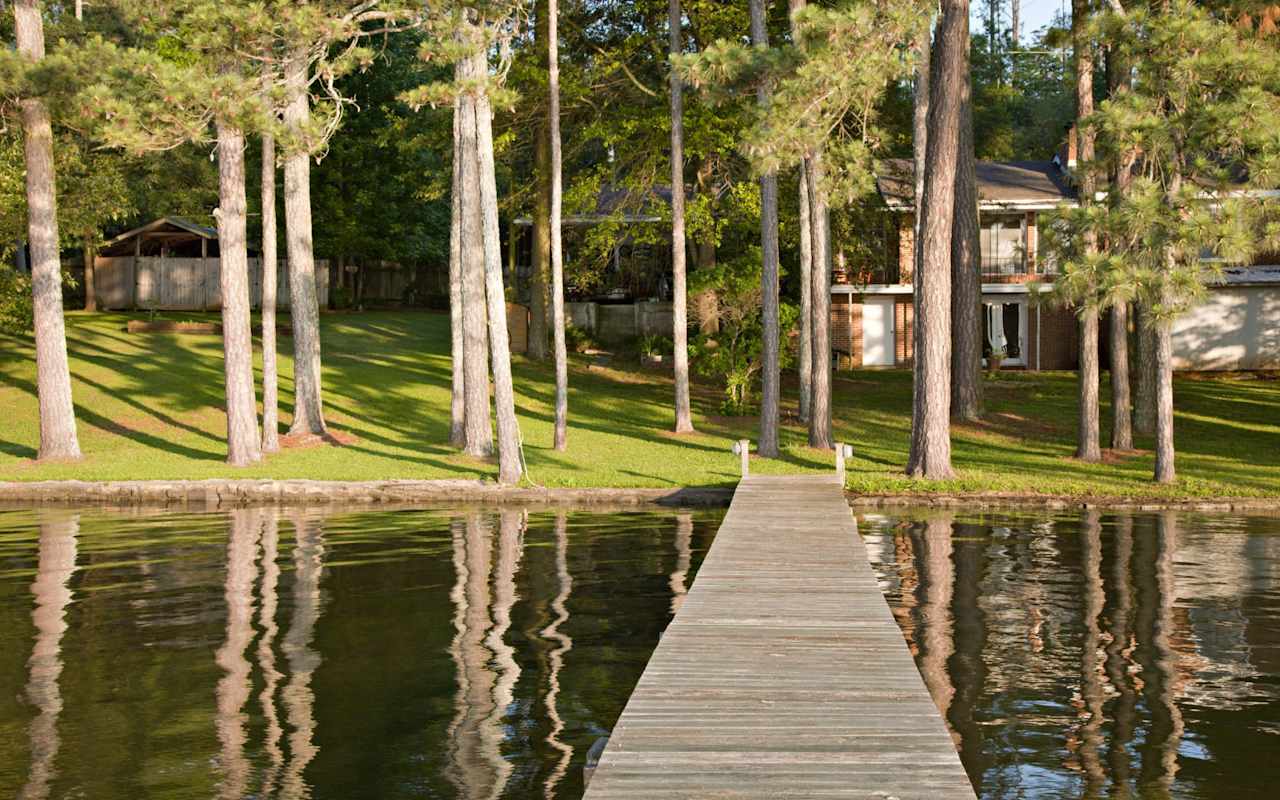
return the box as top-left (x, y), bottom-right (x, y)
top-left (792, 0), bottom-right (811, 423)
top-left (457, 57), bottom-right (493, 459)
top-left (261, 134), bottom-right (280, 453)
top-left (549, 0), bottom-right (569, 452)
top-left (529, 0), bottom-right (552, 362)
top-left (807, 155), bottom-right (833, 450)
top-left (214, 122), bottom-right (263, 467)
top-left (1153, 303), bottom-right (1175, 484)
top-left (283, 48), bottom-right (326, 436)
top-left (907, 0), bottom-right (964, 480)
top-left (1074, 0), bottom-right (1101, 462)
top-left (669, 0), bottom-right (695, 434)
top-left (15, 0), bottom-right (80, 461)
top-left (912, 16), bottom-right (932, 292)
top-left (1110, 302), bottom-right (1132, 449)
top-left (472, 56), bottom-right (524, 485)
top-left (797, 164), bottom-right (813, 422)
top-left (82, 233), bottom-right (96, 312)
top-left (1152, 190), bottom-right (1178, 484)
top-left (753, 0), bottom-right (781, 459)
top-left (1106, 40), bottom-right (1133, 451)
top-left (951, 18), bottom-right (982, 422)
top-left (449, 91), bottom-right (468, 448)
top-left (1135, 305), bottom-right (1157, 435)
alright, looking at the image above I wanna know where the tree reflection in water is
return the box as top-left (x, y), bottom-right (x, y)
top-left (863, 508), bottom-right (1280, 800)
top-left (18, 511), bottom-right (78, 800)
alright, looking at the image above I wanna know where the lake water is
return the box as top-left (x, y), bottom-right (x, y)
top-left (863, 508), bottom-right (1280, 800)
top-left (0, 505), bottom-right (721, 800)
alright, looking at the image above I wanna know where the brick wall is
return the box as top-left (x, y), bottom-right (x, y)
top-left (895, 299), bottom-right (915, 365)
top-left (831, 295), bottom-right (863, 368)
top-left (1028, 304), bottom-right (1079, 370)
top-left (897, 216), bottom-right (914, 284)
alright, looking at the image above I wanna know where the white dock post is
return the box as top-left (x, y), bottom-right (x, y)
top-left (835, 443), bottom-right (853, 483)
top-left (732, 439), bottom-right (750, 477)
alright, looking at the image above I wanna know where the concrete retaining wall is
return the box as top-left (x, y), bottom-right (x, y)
top-left (565, 301), bottom-right (673, 343)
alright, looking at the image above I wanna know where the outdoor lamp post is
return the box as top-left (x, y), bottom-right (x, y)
top-left (835, 443), bottom-right (854, 482)
top-left (732, 439), bottom-right (750, 478)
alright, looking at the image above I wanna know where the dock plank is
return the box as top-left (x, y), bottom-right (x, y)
top-left (582, 474), bottom-right (975, 800)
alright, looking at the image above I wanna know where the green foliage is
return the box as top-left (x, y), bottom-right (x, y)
top-left (689, 247), bottom-right (796, 415)
top-left (678, 0), bottom-right (924, 208)
top-left (1046, 0), bottom-right (1280, 322)
top-left (0, 268), bottom-right (33, 336)
top-left (638, 333), bottom-right (673, 359)
top-left (563, 322), bottom-right (596, 354)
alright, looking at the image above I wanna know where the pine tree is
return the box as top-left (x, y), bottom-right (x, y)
top-left (752, 0), bottom-right (781, 459)
top-left (907, 0), bottom-right (965, 480)
top-left (11, 0), bottom-right (81, 461)
top-left (951, 10), bottom-right (982, 423)
top-left (669, 0), bottom-right (696, 435)
top-left (1080, 0), bottom-right (1280, 482)
top-left (549, 0), bottom-right (569, 452)
top-left (1074, 0), bottom-right (1102, 463)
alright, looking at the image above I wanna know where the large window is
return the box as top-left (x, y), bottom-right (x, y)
top-left (981, 300), bottom-right (1025, 365)
top-left (980, 215), bottom-right (1026, 274)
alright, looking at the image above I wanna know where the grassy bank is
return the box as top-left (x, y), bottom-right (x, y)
top-left (0, 311), bottom-right (1276, 499)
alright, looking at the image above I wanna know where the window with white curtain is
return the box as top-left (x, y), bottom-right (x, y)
top-left (980, 215), bottom-right (1026, 274)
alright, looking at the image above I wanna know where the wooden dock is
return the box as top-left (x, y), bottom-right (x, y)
top-left (582, 474), bottom-right (976, 799)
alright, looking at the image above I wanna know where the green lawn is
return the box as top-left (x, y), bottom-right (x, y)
top-left (0, 310), bottom-right (1276, 499)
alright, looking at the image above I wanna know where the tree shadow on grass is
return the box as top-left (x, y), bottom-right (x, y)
top-left (0, 370), bottom-right (223, 463)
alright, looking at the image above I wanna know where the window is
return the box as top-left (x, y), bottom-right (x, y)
top-left (980, 215), bottom-right (1026, 274)
top-left (981, 300), bottom-right (1026, 365)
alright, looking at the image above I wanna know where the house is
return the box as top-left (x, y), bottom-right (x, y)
top-left (92, 217), bottom-right (329, 311)
top-left (832, 159), bottom-right (1081, 370)
top-left (834, 154), bottom-right (1280, 372)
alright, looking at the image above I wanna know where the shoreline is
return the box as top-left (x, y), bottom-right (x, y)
top-left (0, 478), bottom-right (1278, 513)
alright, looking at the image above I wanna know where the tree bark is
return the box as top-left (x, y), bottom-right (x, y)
top-left (797, 163), bottom-right (813, 423)
top-left (1106, 37), bottom-right (1133, 451)
top-left (214, 122), bottom-right (263, 467)
top-left (549, 0), bottom-right (569, 452)
top-left (472, 53), bottom-right (524, 484)
top-left (449, 91), bottom-right (468, 448)
top-left (792, 0), bottom-right (812, 424)
top-left (457, 56), bottom-right (493, 459)
top-left (529, 0), bottom-right (552, 362)
top-left (753, 0), bottom-right (781, 459)
top-left (950, 17), bottom-right (982, 422)
top-left (1135, 304), bottom-right (1157, 435)
top-left (15, 0), bottom-right (80, 461)
top-left (283, 47), bottom-right (326, 437)
top-left (82, 233), bottom-right (97, 312)
top-left (1153, 306), bottom-right (1175, 484)
top-left (261, 134), bottom-right (280, 453)
top-left (669, 0), bottom-right (695, 434)
top-left (907, 0), bottom-right (964, 480)
top-left (807, 154), bottom-right (833, 450)
top-left (1074, 0), bottom-right (1101, 462)
top-left (912, 16), bottom-right (932, 291)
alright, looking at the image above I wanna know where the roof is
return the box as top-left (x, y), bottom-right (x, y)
top-left (877, 159), bottom-right (1076, 211)
top-left (1216, 265), bottom-right (1280, 287)
top-left (100, 217), bottom-right (218, 256)
top-left (514, 185), bottom-right (673, 226)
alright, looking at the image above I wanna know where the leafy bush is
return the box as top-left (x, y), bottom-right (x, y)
top-left (564, 323), bottom-right (596, 354)
top-left (689, 248), bottom-right (797, 415)
top-left (638, 333), bottom-right (673, 359)
top-left (331, 285), bottom-right (355, 310)
top-left (0, 269), bottom-right (33, 336)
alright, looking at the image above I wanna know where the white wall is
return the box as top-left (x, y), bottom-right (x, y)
top-left (1172, 286), bottom-right (1280, 370)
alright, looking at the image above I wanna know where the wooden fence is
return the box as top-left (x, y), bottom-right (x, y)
top-left (94, 256), bottom-right (330, 311)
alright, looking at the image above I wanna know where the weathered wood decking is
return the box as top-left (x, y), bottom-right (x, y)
top-left (583, 474), bottom-right (976, 799)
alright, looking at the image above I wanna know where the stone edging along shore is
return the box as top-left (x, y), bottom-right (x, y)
top-left (1, 479), bottom-right (1278, 513)
top-left (0, 479), bottom-right (735, 509)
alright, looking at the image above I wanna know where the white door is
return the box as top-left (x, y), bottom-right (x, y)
top-left (862, 298), bottom-right (895, 366)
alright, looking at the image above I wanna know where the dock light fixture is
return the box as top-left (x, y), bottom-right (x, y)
top-left (835, 443), bottom-right (854, 482)
top-left (731, 439), bottom-right (750, 477)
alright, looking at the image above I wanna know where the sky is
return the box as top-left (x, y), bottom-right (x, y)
top-left (987, 0), bottom-right (1072, 45)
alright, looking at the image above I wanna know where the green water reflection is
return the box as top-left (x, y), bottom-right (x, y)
top-left (863, 509), bottom-right (1280, 800)
top-left (0, 505), bottom-right (720, 799)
